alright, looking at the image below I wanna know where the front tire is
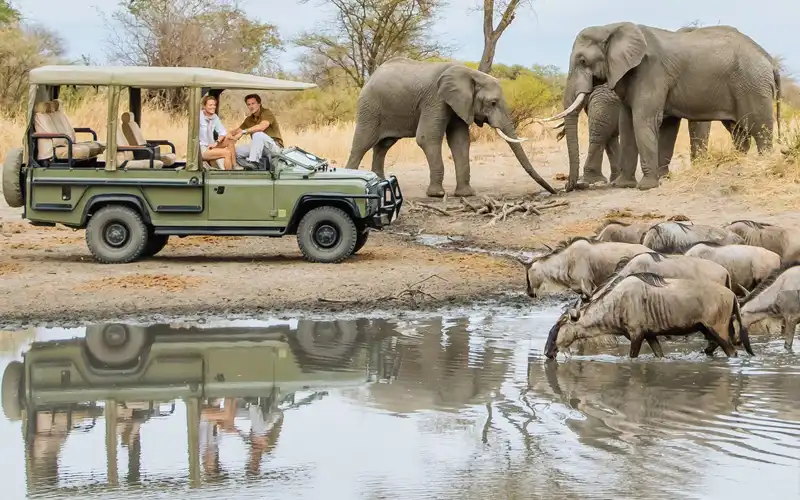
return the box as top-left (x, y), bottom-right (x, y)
top-left (352, 229), bottom-right (370, 255)
top-left (85, 205), bottom-right (149, 264)
top-left (84, 323), bottom-right (149, 368)
top-left (296, 206), bottom-right (357, 263)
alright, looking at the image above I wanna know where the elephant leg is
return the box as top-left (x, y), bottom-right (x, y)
top-left (605, 133), bottom-right (621, 183)
top-left (631, 106), bottom-right (663, 191)
top-left (344, 119), bottom-right (380, 172)
top-left (445, 118), bottom-right (474, 197)
top-left (416, 118), bottom-right (449, 198)
top-left (657, 116), bottom-right (680, 178)
top-left (581, 140), bottom-right (608, 184)
top-left (371, 137), bottom-right (398, 179)
top-left (688, 121), bottom-right (711, 161)
top-left (611, 105), bottom-right (638, 188)
top-left (724, 120), bottom-right (751, 154)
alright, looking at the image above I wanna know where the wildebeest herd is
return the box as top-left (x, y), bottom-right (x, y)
top-left (519, 219), bottom-right (800, 360)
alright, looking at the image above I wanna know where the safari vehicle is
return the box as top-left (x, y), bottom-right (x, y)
top-left (1, 65), bottom-right (403, 264)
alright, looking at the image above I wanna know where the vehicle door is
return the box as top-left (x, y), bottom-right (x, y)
top-left (206, 170), bottom-right (275, 222)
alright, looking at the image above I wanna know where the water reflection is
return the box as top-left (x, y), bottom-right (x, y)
top-left (1, 310), bottom-right (799, 499)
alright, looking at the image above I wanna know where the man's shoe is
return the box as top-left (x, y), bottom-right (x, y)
top-left (236, 156), bottom-right (260, 170)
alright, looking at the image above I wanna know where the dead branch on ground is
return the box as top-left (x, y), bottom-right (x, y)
top-left (319, 274), bottom-right (449, 307)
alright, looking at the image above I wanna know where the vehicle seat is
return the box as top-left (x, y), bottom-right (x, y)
top-left (50, 99), bottom-right (106, 156)
top-left (116, 117), bottom-right (164, 170)
top-left (33, 101), bottom-right (98, 162)
top-left (120, 112), bottom-right (176, 166)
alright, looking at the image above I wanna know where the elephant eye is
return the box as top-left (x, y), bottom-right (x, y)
top-left (490, 100), bottom-right (498, 107)
top-left (579, 57), bottom-right (587, 66)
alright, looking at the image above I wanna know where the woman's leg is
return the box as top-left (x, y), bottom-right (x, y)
top-left (201, 147), bottom-right (230, 170)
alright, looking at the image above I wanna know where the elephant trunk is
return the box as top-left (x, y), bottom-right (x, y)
top-left (564, 112), bottom-right (581, 192)
top-left (499, 124), bottom-right (556, 194)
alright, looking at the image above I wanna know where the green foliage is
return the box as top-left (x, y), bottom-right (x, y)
top-left (500, 74), bottom-right (559, 128)
top-left (0, 1), bottom-right (19, 25)
top-left (271, 86), bottom-right (362, 130)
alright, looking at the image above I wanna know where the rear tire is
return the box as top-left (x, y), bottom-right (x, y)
top-left (1, 360), bottom-right (24, 421)
top-left (142, 233), bottom-right (169, 257)
top-left (85, 323), bottom-right (149, 368)
top-left (296, 206), bottom-right (357, 263)
top-left (2, 147), bottom-right (24, 208)
top-left (86, 205), bottom-right (149, 264)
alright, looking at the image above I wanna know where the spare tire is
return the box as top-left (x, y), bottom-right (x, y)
top-left (2, 360), bottom-right (24, 422)
top-left (2, 147), bottom-right (24, 208)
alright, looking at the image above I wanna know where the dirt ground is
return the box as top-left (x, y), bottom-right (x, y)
top-left (2, 139), bottom-right (799, 328)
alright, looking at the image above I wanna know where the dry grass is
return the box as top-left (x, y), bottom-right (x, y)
top-left (3, 96), bottom-right (799, 212)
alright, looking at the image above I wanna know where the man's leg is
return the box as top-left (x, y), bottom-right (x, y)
top-left (247, 132), bottom-right (280, 162)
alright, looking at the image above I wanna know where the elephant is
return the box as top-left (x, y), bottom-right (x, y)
top-left (343, 57), bottom-right (556, 197)
top-left (542, 23), bottom-right (781, 191)
top-left (552, 83), bottom-right (717, 186)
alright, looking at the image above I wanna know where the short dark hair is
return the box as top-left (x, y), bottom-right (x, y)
top-left (244, 93), bottom-right (261, 104)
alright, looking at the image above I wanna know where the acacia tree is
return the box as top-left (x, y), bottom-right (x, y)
top-left (104, 0), bottom-right (284, 110)
top-left (0, 0), bottom-right (19, 25)
top-left (294, 0), bottom-right (449, 88)
top-left (477, 0), bottom-right (531, 74)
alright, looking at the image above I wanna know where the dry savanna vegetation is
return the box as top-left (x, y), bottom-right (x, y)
top-left (1, 0), bottom-right (800, 323)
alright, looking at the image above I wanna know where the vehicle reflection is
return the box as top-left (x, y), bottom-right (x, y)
top-left (3, 317), bottom-right (401, 495)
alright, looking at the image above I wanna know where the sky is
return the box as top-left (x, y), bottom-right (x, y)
top-left (16, 0), bottom-right (800, 77)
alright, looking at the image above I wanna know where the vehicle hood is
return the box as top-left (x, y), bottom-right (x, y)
top-left (281, 165), bottom-right (379, 182)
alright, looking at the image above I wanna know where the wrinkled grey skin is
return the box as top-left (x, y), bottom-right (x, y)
top-left (684, 242), bottom-right (782, 294)
top-left (519, 237), bottom-right (650, 298)
top-left (723, 220), bottom-right (800, 263)
top-left (739, 264), bottom-right (800, 350)
top-left (640, 221), bottom-right (744, 254)
top-left (544, 272), bottom-right (750, 359)
top-left (557, 23), bottom-right (781, 192)
top-left (594, 219), bottom-right (650, 244)
top-left (554, 84), bottom-right (718, 186)
top-left (343, 57), bottom-right (555, 197)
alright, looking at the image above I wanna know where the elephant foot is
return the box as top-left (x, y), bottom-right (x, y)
top-left (657, 168), bottom-right (670, 180)
top-left (637, 176), bottom-right (660, 190)
top-left (611, 176), bottom-right (638, 189)
top-left (579, 172), bottom-right (608, 185)
top-left (426, 184), bottom-right (446, 198)
top-left (453, 184), bottom-right (476, 197)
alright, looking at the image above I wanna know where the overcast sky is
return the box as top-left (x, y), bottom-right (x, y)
top-left (17, 0), bottom-right (799, 77)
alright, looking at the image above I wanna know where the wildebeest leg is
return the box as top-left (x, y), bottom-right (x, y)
top-left (782, 318), bottom-right (797, 351)
top-left (629, 334), bottom-right (644, 358)
top-left (698, 324), bottom-right (737, 357)
top-left (645, 335), bottom-right (664, 358)
top-left (703, 340), bottom-right (719, 357)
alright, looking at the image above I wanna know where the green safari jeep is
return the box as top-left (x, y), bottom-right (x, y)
top-left (1, 65), bottom-right (403, 264)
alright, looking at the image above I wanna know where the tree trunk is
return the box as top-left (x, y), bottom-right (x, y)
top-left (478, 34), bottom-right (498, 73)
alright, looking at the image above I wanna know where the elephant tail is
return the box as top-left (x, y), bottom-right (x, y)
top-left (774, 66), bottom-right (782, 141)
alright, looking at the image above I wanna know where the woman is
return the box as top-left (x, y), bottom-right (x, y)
top-left (199, 95), bottom-right (236, 170)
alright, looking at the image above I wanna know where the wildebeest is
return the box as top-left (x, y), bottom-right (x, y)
top-left (641, 221), bottom-right (744, 253)
top-left (684, 241), bottom-right (782, 295)
top-left (585, 251), bottom-right (735, 302)
top-left (519, 236), bottom-right (650, 298)
top-left (594, 220), bottom-right (651, 244)
top-left (543, 272), bottom-right (753, 359)
top-left (723, 220), bottom-right (800, 263)
top-left (739, 261), bottom-right (800, 350)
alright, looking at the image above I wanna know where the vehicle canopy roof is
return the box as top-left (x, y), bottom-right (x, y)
top-left (28, 65), bottom-right (317, 91)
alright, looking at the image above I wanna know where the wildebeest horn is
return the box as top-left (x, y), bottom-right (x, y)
top-left (517, 255), bottom-right (534, 268)
top-left (737, 284), bottom-right (751, 299)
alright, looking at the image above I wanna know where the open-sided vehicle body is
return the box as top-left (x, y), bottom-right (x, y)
top-left (2, 65), bottom-right (403, 263)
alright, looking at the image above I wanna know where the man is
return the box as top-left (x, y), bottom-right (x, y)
top-left (230, 93), bottom-right (284, 168)
top-left (199, 95), bottom-right (236, 170)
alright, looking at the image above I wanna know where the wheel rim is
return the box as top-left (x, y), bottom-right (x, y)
top-left (104, 222), bottom-right (129, 247)
top-left (313, 223), bottom-right (340, 248)
top-left (103, 324), bottom-right (128, 347)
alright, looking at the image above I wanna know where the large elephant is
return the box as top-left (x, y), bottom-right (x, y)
top-left (544, 23), bottom-right (781, 191)
top-left (343, 57), bottom-right (556, 197)
top-left (552, 83), bottom-right (717, 185)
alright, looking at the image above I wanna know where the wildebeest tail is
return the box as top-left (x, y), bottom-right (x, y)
top-left (731, 298), bottom-right (755, 356)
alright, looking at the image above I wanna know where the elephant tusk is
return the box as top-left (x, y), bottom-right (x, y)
top-left (495, 127), bottom-right (527, 143)
top-left (537, 93), bottom-right (587, 123)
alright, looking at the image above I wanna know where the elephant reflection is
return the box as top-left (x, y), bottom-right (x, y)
top-left (362, 316), bottom-right (513, 414)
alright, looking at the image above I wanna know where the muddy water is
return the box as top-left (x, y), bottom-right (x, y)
top-left (1, 307), bottom-right (799, 499)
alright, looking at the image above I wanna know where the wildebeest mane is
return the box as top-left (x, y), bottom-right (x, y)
top-left (685, 240), bottom-right (724, 251)
top-left (729, 220), bottom-right (773, 230)
top-left (629, 272), bottom-right (669, 287)
top-left (739, 260), bottom-right (800, 305)
top-left (539, 236), bottom-right (601, 259)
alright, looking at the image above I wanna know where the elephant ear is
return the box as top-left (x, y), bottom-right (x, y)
top-left (604, 22), bottom-right (648, 90)
top-left (436, 65), bottom-right (475, 125)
